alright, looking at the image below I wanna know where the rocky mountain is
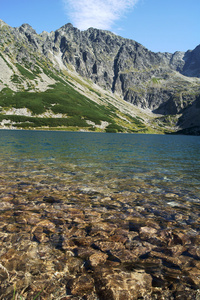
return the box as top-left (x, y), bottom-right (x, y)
top-left (0, 19), bottom-right (200, 134)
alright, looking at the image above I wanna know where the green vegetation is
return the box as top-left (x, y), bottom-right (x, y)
top-left (15, 63), bottom-right (36, 80)
top-left (88, 87), bottom-right (101, 97)
top-left (0, 114), bottom-right (89, 128)
top-left (0, 88), bottom-right (45, 114)
top-left (0, 53), bottom-right (158, 133)
top-left (0, 52), bottom-right (14, 70)
top-left (11, 74), bottom-right (23, 84)
top-left (151, 77), bottom-right (162, 84)
top-left (0, 82), bottom-right (124, 130)
top-left (105, 123), bottom-right (124, 133)
top-left (0, 79), bottom-right (150, 132)
top-left (156, 115), bottom-right (178, 127)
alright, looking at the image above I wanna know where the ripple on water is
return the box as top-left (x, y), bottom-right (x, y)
top-left (0, 131), bottom-right (199, 297)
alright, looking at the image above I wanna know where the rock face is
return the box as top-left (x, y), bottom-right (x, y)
top-left (182, 45), bottom-right (200, 77)
top-left (0, 19), bottom-right (200, 134)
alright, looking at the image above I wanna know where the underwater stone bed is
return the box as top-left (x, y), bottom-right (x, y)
top-left (0, 177), bottom-right (199, 299)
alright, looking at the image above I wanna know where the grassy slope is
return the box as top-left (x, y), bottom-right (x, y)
top-left (1, 23), bottom-right (200, 134)
top-left (0, 80), bottom-right (157, 133)
top-left (0, 39), bottom-right (164, 133)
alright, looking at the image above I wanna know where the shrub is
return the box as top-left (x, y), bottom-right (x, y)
top-left (16, 63), bottom-right (36, 80)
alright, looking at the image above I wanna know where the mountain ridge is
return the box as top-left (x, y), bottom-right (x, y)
top-left (0, 19), bottom-right (200, 134)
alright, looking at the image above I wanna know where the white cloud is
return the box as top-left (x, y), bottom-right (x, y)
top-left (63, 0), bottom-right (138, 30)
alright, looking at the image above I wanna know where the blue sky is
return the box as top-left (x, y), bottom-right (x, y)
top-left (0, 0), bottom-right (199, 53)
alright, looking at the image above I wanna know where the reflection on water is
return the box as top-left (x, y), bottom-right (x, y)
top-left (0, 130), bottom-right (200, 201)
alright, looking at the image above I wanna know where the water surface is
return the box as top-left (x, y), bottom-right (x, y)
top-left (1, 130), bottom-right (200, 298)
top-left (0, 130), bottom-right (199, 202)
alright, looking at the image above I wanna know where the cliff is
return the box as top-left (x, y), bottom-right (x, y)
top-left (0, 20), bottom-right (200, 134)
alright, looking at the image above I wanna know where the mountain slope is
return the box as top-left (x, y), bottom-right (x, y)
top-left (0, 19), bottom-right (200, 134)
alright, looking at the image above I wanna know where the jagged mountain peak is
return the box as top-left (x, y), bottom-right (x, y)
top-left (18, 23), bottom-right (37, 35)
top-left (0, 19), bottom-right (200, 134)
top-left (60, 23), bottom-right (76, 30)
top-left (57, 23), bottom-right (81, 36)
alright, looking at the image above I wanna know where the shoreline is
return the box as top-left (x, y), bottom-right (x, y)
top-left (0, 126), bottom-right (170, 135)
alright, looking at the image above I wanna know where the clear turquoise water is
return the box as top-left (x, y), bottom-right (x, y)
top-left (0, 130), bottom-right (200, 201)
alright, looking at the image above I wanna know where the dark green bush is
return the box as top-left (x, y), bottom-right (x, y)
top-left (105, 123), bottom-right (124, 133)
top-left (16, 64), bottom-right (36, 80)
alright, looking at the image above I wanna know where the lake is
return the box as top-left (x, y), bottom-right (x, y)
top-left (0, 130), bottom-right (200, 298)
top-left (0, 130), bottom-right (200, 201)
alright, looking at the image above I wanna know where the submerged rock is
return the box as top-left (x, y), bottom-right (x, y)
top-left (0, 177), bottom-right (199, 299)
top-left (94, 267), bottom-right (152, 300)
